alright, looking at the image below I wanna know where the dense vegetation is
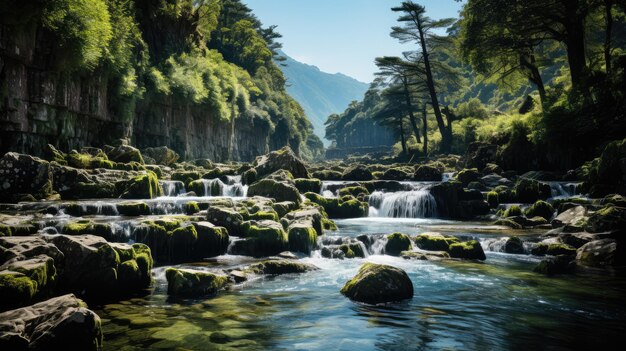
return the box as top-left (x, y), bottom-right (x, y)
top-left (326, 0), bottom-right (626, 171)
top-left (0, 0), bottom-right (323, 159)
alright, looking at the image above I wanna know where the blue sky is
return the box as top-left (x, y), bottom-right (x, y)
top-left (244, 0), bottom-right (464, 83)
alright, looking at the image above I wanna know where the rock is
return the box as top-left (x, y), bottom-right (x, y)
top-left (481, 174), bottom-right (513, 188)
top-left (282, 208), bottom-right (324, 237)
top-left (503, 205), bottom-right (523, 217)
top-left (413, 164), bottom-right (442, 181)
top-left (206, 206), bottom-right (244, 235)
top-left (192, 222), bottom-right (229, 258)
top-left (287, 223), bottom-right (318, 254)
top-left (0, 294), bottom-right (102, 351)
top-left (171, 171), bottom-right (202, 187)
top-left (294, 178), bottom-right (322, 193)
top-left (304, 192), bottom-right (368, 219)
top-left (585, 206), bottom-right (626, 233)
top-left (0, 153), bottom-right (52, 200)
top-left (558, 233), bottom-right (598, 249)
top-left (430, 182), bottom-right (488, 220)
top-left (311, 170), bottom-right (343, 180)
top-left (414, 233), bottom-right (458, 251)
top-left (385, 233), bottom-right (412, 256)
top-left (238, 220), bottom-right (288, 257)
top-left (116, 201), bottom-right (151, 216)
top-left (449, 240), bottom-right (487, 260)
top-left (401, 250), bottom-right (450, 260)
top-left (165, 268), bottom-right (229, 297)
top-left (337, 186), bottom-right (370, 198)
top-left (116, 171), bottom-right (163, 199)
top-left (0, 255), bottom-right (56, 311)
top-left (493, 218), bottom-right (523, 229)
top-left (247, 179), bottom-right (302, 206)
top-left (486, 191), bottom-right (499, 207)
top-left (142, 146), bottom-right (179, 166)
top-left (531, 242), bottom-right (577, 256)
top-left (483, 163), bottom-right (503, 175)
top-left (253, 146), bottom-right (309, 179)
top-left (245, 260), bottom-right (318, 275)
top-left (341, 165), bottom-right (373, 181)
top-left (340, 263), bottom-right (413, 304)
top-left (504, 237), bottom-right (525, 254)
top-left (600, 194), bottom-right (626, 207)
top-left (464, 142), bottom-right (497, 170)
top-left (381, 168), bottom-right (410, 181)
top-left (534, 255), bottom-right (576, 275)
top-left (169, 225), bottom-right (198, 263)
top-left (524, 200), bottom-right (555, 221)
top-left (454, 168), bottom-right (481, 186)
top-left (513, 178), bottom-right (551, 203)
top-left (576, 239), bottom-right (623, 267)
top-left (551, 206), bottom-right (588, 230)
top-left (106, 144), bottom-right (144, 164)
top-left (131, 222), bottom-right (169, 262)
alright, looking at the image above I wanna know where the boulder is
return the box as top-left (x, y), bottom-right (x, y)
top-left (116, 171), bottom-right (163, 199)
top-left (514, 178), bottom-right (551, 203)
top-left (311, 170), bottom-right (343, 180)
top-left (385, 233), bottom-right (412, 256)
top-left (585, 206), bottom-right (626, 233)
top-left (192, 222), bottom-right (230, 258)
top-left (504, 237), bottom-right (525, 254)
top-left (481, 174), bottom-right (513, 188)
top-left (0, 294), bottom-right (102, 351)
top-left (294, 178), bottom-right (322, 193)
top-left (247, 179), bottom-right (302, 206)
top-left (414, 233), bottom-right (458, 251)
top-left (165, 268), bottom-right (229, 298)
top-left (0, 153), bottom-right (52, 200)
top-left (253, 146), bottom-right (309, 179)
top-left (413, 164), bottom-right (443, 181)
top-left (116, 201), bottom-right (151, 216)
top-left (454, 168), bottom-right (481, 186)
top-left (245, 260), bottom-right (318, 275)
top-left (464, 142), bottom-right (497, 170)
top-left (551, 206), bottom-right (588, 230)
top-left (524, 200), bottom-right (555, 221)
top-left (340, 263), bottom-right (413, 304)
top-left (238, 220), bottom-right (288, 257)
top-left (531, 242), bottom-right (577, 256)
top-left (287, 223), bottom-right (318, 255)
top-left (0, 255), bottom-right (56, 311)
top-left (534, 255), bottom-right (576, 275)
top-left (142, 146), bottom-right (179, 166)
top-left (206, 206), bottom-right (244, 235)
top-left (342, 165), bottom-right (373, 181)
top-left (576, 239), bottom-right (623, 267)
top-left (106, 145), bottom-right (144, 164)
top-left (304, 192), bottom-right (368, 219)
top-left (381, 168), bottom-right (410, 181)
top-left (449, 240), bottom-right (486, 260)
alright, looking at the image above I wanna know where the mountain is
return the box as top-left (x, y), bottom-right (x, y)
top-left (279, 52), bottom-right (369, 145)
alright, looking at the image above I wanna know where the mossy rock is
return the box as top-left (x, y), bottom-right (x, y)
top-left (165, 268), bottom-right (230, 297)
top-left (503, 205), bottom-right (522, 218)
top-left (287, 225), bottom-right (317, 254)
top-left (486, 191), bottom-right (499, 207)
top-left (414, 233), bottom-right (458, 252)
top-left (241, 220), bottom-right (288, 257)
top-left (0, 273), bottom-right (37, 310)
top-left (304, 192), bottom-right (368, 219)
top-left (585, 205), bottom-right (626, 233)
top-left (341, 165), bottom-right (373, 181)
top-left (531, 243), bottom-right (577, 256)
top-left (0, 224), bottom-right (12, 237)
top-left (339, 242), bottom-right (366, 258)
top-left (504, 237), bottom-right (525, 254)
top-left (192, 222), bottom-right (230, 259)
top-left (413, 164), bottom-right (443, 181)
top-left (171, 171), bottom-right (202, 187)
top-left (247, 179), bottom-right (302, 206)
top-left (294, 178), bottom-right (322, 193)
top-left (385, 233), bottom-right (412, 256)
top-left (534, 255), bottom-right (575, 275)
top-left (206, 206), bottom-right (244, 235)
top-left (340, 263), bottom-right (413, 304)
top-left (312, 170), bottom-right (343, 180)
top-left (169, 225), bottom-right (198, 263)
top-left (184, 201), bottom-right (200, 215)
top-left (454, 168), bottom-right (481, 186)
top-left (525, 200), bottom-right (554, 221)
top-left (338, 186), bottom-right (370, 198)
top-left (449, 240), bottom-right (486, 260)
top-left (248, 210), bottom-right (279, 222)
top-left (381, 168), bottom-right (410, 181)
top-left (245, 260), bottom-right (318, 275)
top-left (117, 201), bottom-right (151, 216)
top-left (62, 220), bottom-right (94, 236)
top-left (133, 222), bottom-right (168, 262)
top-left (514, 178), bottom-right (551, 203)
top-left (132, 243), bottom-right (154, 286)
top-left (117, 171), bottom-right (163, 199)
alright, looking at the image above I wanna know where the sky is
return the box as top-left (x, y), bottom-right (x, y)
top-left (244, 0), bottom-right (465, 83)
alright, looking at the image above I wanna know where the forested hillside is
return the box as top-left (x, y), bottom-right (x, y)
top-left (326, 0), bottom-right (626, 172)
top-left (0, 0), bottom-right (323, 161)
top-left (279, 52), bottom-right (369, 145)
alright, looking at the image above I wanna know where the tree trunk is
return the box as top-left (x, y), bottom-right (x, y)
top-left (520, 52), bottom-right (546, 106)
top-left (563, 0), bottom-right (588, 89)
top-left (422, 105), bottom-right (428, 157)
top-left (402, 79), bottom-right (421, 144)
top-left (416, 19), bottom-right (450, 153)
top-left (604, 0), bottom-right (613, 74)
top-left (399, 118), bottom-right (408, 155)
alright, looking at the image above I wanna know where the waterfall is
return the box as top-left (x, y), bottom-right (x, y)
top-left (545, 181), bottom-right (582, 198)
top-left (160, 181), bottom-right (186, 197)
top-left (95, 201), bottom-right (118, 216)
top-left (442, 172), bottom-right (454, 182)
top-left (202, 178), bottom-right (247, 197)
top-left (368, 189), bottom-right (437, 218)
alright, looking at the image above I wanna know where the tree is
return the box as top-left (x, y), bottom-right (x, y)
top-left (391, 1), bottom-right (455, 153)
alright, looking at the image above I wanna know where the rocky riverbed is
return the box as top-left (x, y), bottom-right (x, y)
top-left (1, 140), bottom-right (625, 350)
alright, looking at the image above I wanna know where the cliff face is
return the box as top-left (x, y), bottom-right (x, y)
top-left (0, 24), bottom-right (270, 161)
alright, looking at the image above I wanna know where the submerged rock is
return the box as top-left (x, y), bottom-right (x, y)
top-left (245, 260), bottom-right (318, 275)
top-left (165, 268), bottom-right (230, 298)
top-left (340, 263), bottom-right (413, 304)
top-left (0, 294), bottom-right (102, 351)
top-left (534, 255), bottom-right (576, 275)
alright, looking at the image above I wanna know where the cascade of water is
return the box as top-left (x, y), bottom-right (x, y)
top-left (201, 178), bottom-right (247, 197)
top-left (160, 181), bottom-right (186, 197)
top-left (545, 181), bottom-right (583, 198)
top-left (95, 201), bottom-right (118, 216)
top-left (369, 236), bottom-right (388, 255)
top-left (442, 172), bottom-right (454, 182)
top-left (368, 189), bottom-right (437, 218)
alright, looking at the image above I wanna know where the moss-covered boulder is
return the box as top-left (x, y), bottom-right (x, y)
top-left (165, 268), bottom-right (230, 298)
top-left (169, 225), bottom-right (198, 263)
top-left (504, 237), bottom-right (525, 254)
top-left (0, 152), bottom-right (53, 201)
top-left (238, 220), bottom-right (289, 257)
top-left (304, 192), bottom-right (368, 219)
top-left (116, 201), bottom-right (151, 216)
top-left (585, 205), bottom-right (626, 233)
top-left (107, 144), bottom-right (144, 164)
top-left (340, 263), bottom-right (413, 304)
top-left (341, 165), bottom-right (373, 181)
top-left (171, 171), bottom-right (202, 187)
top-left (551, 205), bottom-right (589, 231)
top-left (0, 294), bottom-right (103, 351)
top-left (414, 233), bottom-right (458, 252)
top-left (0, 255), bottom-right (56, 311)
top-left (385, 233), bottom-right (412, 256)
top-left (206, 206), bottom-right (244, 235)
top-left (449, 240), bottom-right (486, 260)
top-left (132, 222), bottom-right (169, 263)
top-left (294, 178), bottom-right (322, 193)
top-left (116, 171), bottom-right (163, 199)
top-left (381, 168), bottom-right (410, 181)
top-left (525, 200), bottom-right (554, 221)
top-left (503, 205), bottom-right (523, 218)
top-left (287, 224), bottom-right (317, 254)
top-left (245, 260), bottom-right (318, 275)
top-left (486, 191), bottom-right (499, 207)
top-left (142, 146), bottom-right (179, 166)
top-left (534, 255), bottom-right (576, 275)
top-left (253, 146), bottom-right (310, 179)
top-left (192, 222), bottom-right (229, 258)
top-left (184, 201), bottom-right (200, 215)
top-left (514, 178), bottom-right (551, 203)
top-left (247, 179), bottom-right (302, 206)
top-left (454, 168), bottom-right (481, 186)
top-left (413, 164), bottom-right (443, 181)
top-left (531, 242), bottom-right (577, 256)
top-left (312, 170), bottom-right (343, 180)
top-left (337, 186), bottom-right (370, 198)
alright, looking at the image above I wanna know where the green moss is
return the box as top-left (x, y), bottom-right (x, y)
top-left (90, 157), bottom-right (114, 169)
top-left (63, 220), bottom-right (94, 235)
top-left (242, 221), bottom-right (289, 257)
top-left (169, 225), bottom-right (199, 263)
top-left (165, 268), bottom-right (230, 297)
top-left (385, 233), bottom-right (412, 256)
top-left (524, 200), bottom-right (555, 220)
top-left (486, 191), bottom-right (499, 207)
top-left (531, 243), bottom-right (577, 256)
top-left (0, 224), bottom-right (12, 237)
top-left (311, 170), bottom-right (342, 180)
top-left (340, 263), bottom-right (413, 304)
top-left (249, 210), bottom-right (279, 221)
top-left (184, 201), bottom-right (200, 215)
top-left (503, 205), bottom-right (522, 217)
top-left (448, 240), bottom-right (486, 260)
top-left (0, 274), bottom-right (36, 308)
top-left (117, 201), bottom-right (151, 216)
top-left (66, 153), bottom-right (93, 169)
top-left (113, 245), bottom-right (136, 263)
top-left (323, 218), bottom-right (337, 231)
top-left (304, 192), bottom-right (368, 219)
top-left (414, 233), bottom-right (459, 251)
top-left (246, 260), bottom-right (317, 275)
top-left (288, 226), bottom-right (317, 254)
top-left (171, 171), bottom-right (202, 187)
top-left (117, 171), bottom-right (163, 199)
top-left (294, 178), bottom-right (322, 193)
top-left (338, 186), bottom-right (370, 198)
top-left (339, 243), bottom-right (365, 258)
top-left (454, 168), bottom-right (481, 185)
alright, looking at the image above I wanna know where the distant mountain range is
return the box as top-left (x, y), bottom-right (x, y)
top-left (279, 52), bottom-right (369, 145)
